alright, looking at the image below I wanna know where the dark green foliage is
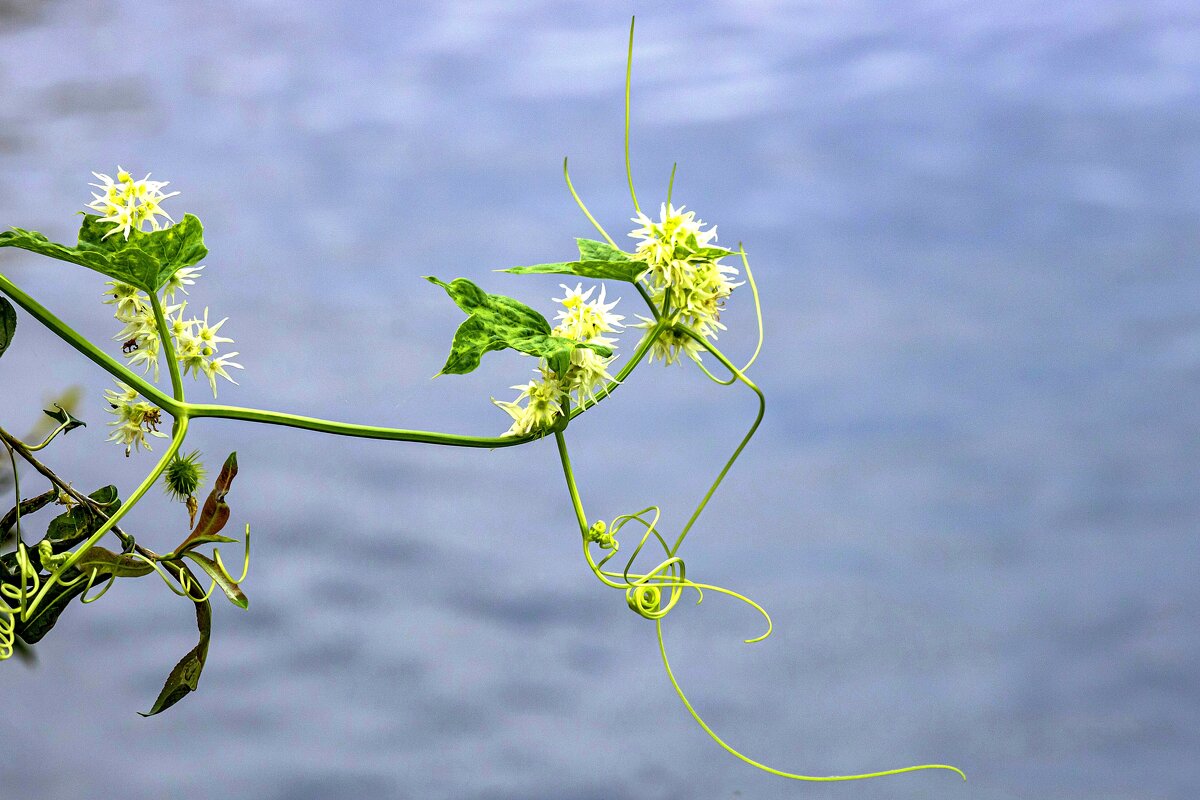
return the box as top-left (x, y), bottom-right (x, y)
top-left (42, 404), bottom-right (86, 434)
top-left (0, 295), bottom-right (14, 359)
top-left (427, 276), bottom-right (611, 377)
top-left (140, 590), bottom-right (211, 717)
top-left (44, 486), bottom-right (121, 551)
top-left (0, 214), bottom-right (207, 293)
top-left (501, 238), bottom-right (649, 283)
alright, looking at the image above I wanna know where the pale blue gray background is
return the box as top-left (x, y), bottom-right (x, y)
top-left (1, 1), bottom-right (1198, 798)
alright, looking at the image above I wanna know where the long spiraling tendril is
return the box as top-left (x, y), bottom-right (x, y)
top-left (551, 305), bottom-right (962, 781)
top-left (656, 619), bottom-right (966, 782)
top-left (624, 16), bottom-right (641, 215)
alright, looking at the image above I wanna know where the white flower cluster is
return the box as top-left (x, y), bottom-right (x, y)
top-left (170, 303), bottom-right (242, 395)
top-left (551, 283), bottom-right (623, 405)
top-left (104, 281), bottom-right (242, 397)
top-left (104, 381), bottom-right (167, 457)
top-left (629, 203), bottom-right (741, 365)
top-left (89, 169), bottom-right (243, 452)
top-left (86, 167), bottom-right (179, 240)
top-left (492, 373), bottom-right (564, 438)
top-left (493, 283), bottom-right (623, 436)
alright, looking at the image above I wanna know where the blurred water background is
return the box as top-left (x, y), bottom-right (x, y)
top-left (2, 1), bottom-right (1199, 798)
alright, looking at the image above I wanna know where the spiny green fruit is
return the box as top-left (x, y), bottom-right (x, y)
top-left (164, 450), bottom-right (206, 503)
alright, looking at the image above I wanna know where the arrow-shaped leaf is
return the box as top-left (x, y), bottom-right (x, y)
top-left (500, 238), bottom-right (649, 283)
top-left (427, 277), bottom-right (611, 377)
top-left (182, 549), bottom-right (248, 609)
top-left (140, 584), bottom-right (211, 717)
top-left (43, 404), bottom-right (86, 434)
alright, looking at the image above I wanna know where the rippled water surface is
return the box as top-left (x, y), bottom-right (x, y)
top-left (2, 2), bottom-right (1199, 798)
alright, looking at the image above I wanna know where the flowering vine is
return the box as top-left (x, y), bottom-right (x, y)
top-left (0, 18), bottom-right (964, 786)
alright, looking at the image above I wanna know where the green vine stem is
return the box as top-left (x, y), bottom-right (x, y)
top-left (0, 270), bottom-right (660, 446)
top-left (669, 328), bottom-right (764, 556)
top-left (149, 290), bottom-right (185, 402)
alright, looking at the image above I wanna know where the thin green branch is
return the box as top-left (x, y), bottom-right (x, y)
top-left (634, 281), bottom-right (660, 319)
top-left (736, 246), bottom-right (764, 373)
top-left (0, 272), bottom-right (657, 451)
top-left (670, 327), bottom-right (765, 555)
top-left (656, 619), bottom-right (966, 782)
top-left (563, 158), bottom-right (617, 248)
top-left (624, 16), bottom-right (641, 215)
top-left (570, 322), bottom-right (664, 418)
top-left (149, 291), bottom-right (185, 402)
top-left (554, 430), bottom-right (589, 537)
top-left (24, 420), bottom-right (71, 452)
top-left (0, 273), bottom-right (181, 415)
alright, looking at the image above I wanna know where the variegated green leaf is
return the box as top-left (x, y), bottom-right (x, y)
top-left (0, 214), bottom-right (207, 293)
top-left (500, 238), bottom-right (648, 283)
top-left (427, 276), bottom-right (611, 376)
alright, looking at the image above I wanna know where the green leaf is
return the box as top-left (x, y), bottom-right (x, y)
top-left (0, 227), bottom-right (115, 275)
top-left (430, 276), bottom-right (552, 331)
top-left (1, 489), bottom-right (58, 543)
top-left (0, 296), bottom-right (15, 359)
top-left (501, 241), bottom-right (647, 283)
top-left (43, 404), bottom-right (86, 434)
top-left (77, 214), bottom-right (207, 291)
top-left (140, 589), bottom-right (211, 717)
top-left (44, 486), bottom-right (121, 550)
top-left (0, 214), bottom-right (207, 293)
top-left (165, 534), bottom-right (236, 559)
top-left (501, 260), bottom-right (648, 283)
top-left (576, 238), bottom-right (633, 262)
top-left (427, 277), bottom-right (612, 376)
top-left (692, 245), bottom-right (736, 259)
top-left (74, 546), bottom-right (154, 579)
top-left (181, 550), bottom-right (248, 609)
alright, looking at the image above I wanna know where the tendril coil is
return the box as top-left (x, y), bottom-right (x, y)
top-left (0, 542), bottom-right (40, 660)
